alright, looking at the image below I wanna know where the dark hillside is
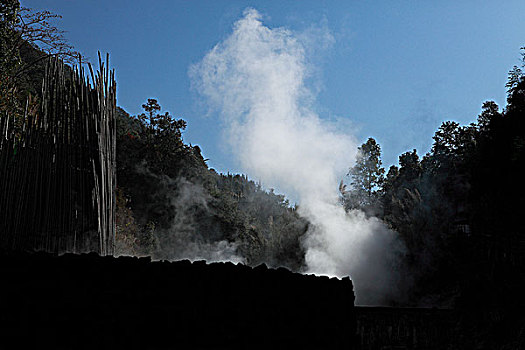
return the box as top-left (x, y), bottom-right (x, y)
top-left (114, 104), bottom-right (309, 269)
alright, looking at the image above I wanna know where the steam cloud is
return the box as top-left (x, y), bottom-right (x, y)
top-left (135, 163), bottom-right (244, 264)
top-left (191, 8), bottom-right (403, 304)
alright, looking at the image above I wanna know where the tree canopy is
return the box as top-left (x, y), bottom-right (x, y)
top-left (1, 0), bottom-right (79, 116)
top-left (343, 137), bottom-right (385, 214)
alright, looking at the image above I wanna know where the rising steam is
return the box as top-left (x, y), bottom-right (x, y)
top-left (134, 163), bottom-right (245, 264)
top-left (191, 8), bottom-right (403, 304)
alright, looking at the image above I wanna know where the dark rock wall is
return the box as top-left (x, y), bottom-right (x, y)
top-left (0, 251), bottom-right (356, 349)
top-left (3, 250), bottom-right (520, 349)
top-left (355, 307), bottom-right (458, 350)
top-left (354, 306), bottom-right (525, 350)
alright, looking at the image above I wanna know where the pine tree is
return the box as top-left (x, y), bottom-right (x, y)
top-left (346, 137), bottom-right (385, 208)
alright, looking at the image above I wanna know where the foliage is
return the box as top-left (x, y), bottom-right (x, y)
top-left (343, 137), bottom-right (385, 215)
top-left (115, 188), bottom-right (141, 256)
top-left (505, 47), bottom-right (525, 102)
top-left (15, 7), bottom-right (79, 64)
top-left (350, 137), bottom-right (385, 197)
top-left (375, 52), bottom-right (525, 305)
top-left (115, 100), bottom-right (308, 270)
top-left (1, 1), bottom-right (79, 121)
top-left (0, 0), bottom-right (21, 116)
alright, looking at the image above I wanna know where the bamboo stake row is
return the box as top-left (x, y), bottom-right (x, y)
top-left (0, 54), bottom-right (116, 255)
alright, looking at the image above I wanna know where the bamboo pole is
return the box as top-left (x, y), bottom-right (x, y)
top-left (0, 55), bottom-right (116, 255)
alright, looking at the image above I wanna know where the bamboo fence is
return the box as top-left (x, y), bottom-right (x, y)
top-left (0, 54), bottom-right (116, 255)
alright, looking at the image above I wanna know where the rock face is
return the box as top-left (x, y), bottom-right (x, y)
top-left (354, 307), bottom-right (458, 350)
top-left (353, 305), bottom-right (525, 349)
top-left (0, 251), bottom-right (356, 349)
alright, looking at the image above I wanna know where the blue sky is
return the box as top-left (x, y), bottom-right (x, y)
top-left (22, 0), bottom-right (525, 174)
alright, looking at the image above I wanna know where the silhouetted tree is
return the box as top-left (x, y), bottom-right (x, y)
top-left (398, 149), bottom-right (421, 183)
top-left (477, 101), bottom-right (501, 133)
top-left (505, 47), bottom-right (524, 102)
top-left (1, 1), bottom-right (79, 116)
top-left (345, 138), bottom-right (385, 212)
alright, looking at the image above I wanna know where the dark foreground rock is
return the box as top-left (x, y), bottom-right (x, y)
top-left (355, 305), bottom-right (525, 350)
top-left (355, 307), bottom-right (457, 349)
top-left (0, 250), bottom-right (355, 349)
top-left (1, 250), bottom-right (522, 349)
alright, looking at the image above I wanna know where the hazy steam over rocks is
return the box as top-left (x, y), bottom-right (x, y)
top-left (131, 163), bottom-right (245, 264)
top-left (191, 8), bottom-right (404, 304)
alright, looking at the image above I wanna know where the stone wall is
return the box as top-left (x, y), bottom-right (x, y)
top-left (0, 250), bottom-right (356, 349)
top-left (355, 307), bottom-right (458, 350)
top-left (354, 306), bottom-right (525, 350)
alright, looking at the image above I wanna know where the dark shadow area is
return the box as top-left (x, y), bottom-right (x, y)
top-left (0, 250), bottom-right (355, 349)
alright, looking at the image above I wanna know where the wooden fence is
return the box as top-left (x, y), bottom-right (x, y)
top-left (0, 54), bottom-right (116, 255)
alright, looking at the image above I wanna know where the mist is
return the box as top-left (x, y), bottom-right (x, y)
top-left (191, 9), bottom-right (403, 304)
top-left (132, 163), bottom-right (245, 264)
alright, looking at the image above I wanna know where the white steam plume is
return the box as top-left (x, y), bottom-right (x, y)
top-left (191, 8), bottom-right (402, 304)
